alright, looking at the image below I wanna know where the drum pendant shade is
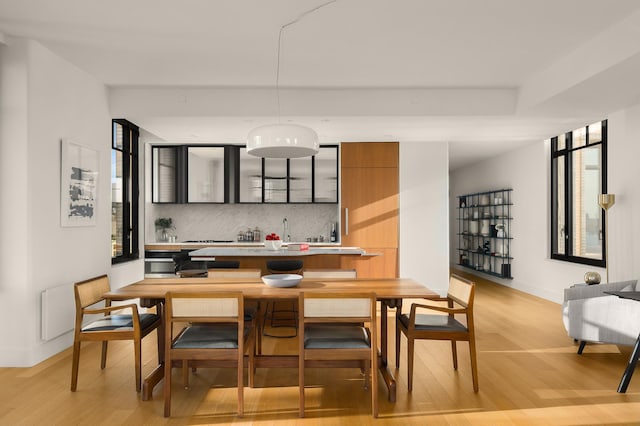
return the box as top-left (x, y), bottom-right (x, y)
top-left (247, 123), bottom-right (319, 158)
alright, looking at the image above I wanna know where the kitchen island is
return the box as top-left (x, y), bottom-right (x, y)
top-left (187, 245), bottom-right (377, 275)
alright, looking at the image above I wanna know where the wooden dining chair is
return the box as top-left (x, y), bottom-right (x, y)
top-left (264, 260), bottom-right (304, 337)
top-left (302, 269), bottom-right (357, 279)
top-left (70, 274), bottom-right (161, 392)
top-left (298, 291), bottom-right (378, 418)
top-left (163, 291), bottom-right (255, 417)
top-left (395, 273), bottom-right (478, 392)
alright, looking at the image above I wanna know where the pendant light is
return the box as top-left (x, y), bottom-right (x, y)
top-left (246, 1), bottom-right (336, 158)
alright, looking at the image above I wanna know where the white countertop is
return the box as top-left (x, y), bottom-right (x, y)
top-left (189, 246), bottom-right (366, 258)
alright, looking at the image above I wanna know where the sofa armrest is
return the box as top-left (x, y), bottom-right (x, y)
top-left (564, 280), bottom-right (637, 302)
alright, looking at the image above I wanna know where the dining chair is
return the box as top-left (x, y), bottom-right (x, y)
top-left (264, 260), bottom-right (304, 337)
top-left (302, 269), bottom-right (357, 279)
top-left (163, 291), bottom-right (255, 417)
top-left (206, 268), bottom-right (264, 354)
top-left (298, 291), bottom-right (378, 418)
top-left (395, 273), bottom-right (478, 392)
top-left (70, 274), bottom-right (161, 392)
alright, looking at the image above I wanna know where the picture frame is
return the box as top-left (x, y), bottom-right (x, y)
top-left (60, 139), bottom-right (99, 227)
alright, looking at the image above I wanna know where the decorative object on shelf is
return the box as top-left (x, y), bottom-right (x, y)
top-left (480, 194), bottom-right (490, 206)
top-left (496, 223), bottom-right (506, 238)
top-left (584, 271), bottom-right (602, 285)
top-left (469, 220), bottom-right (478, 234)
top-left (246, 2), bottom-right (337, 158)
top-left (155, 217), bottom-right (175, 242)
top-left (599, 193), bottom-right (616, 283)
top-left (480, 219), bottom-right (490, 236)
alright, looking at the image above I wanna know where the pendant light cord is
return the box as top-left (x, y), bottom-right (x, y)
top-left (276, 0), bottom-right (337, 123)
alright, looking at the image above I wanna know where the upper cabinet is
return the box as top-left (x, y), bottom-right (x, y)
top-left (187, 147), bottom-right (225, 203)
top-left (314, 146), bottom-right (338, 203)
top-left (152, 144), bottom-right (338, 204)
top-left (152, 146), bottom-right (183, 203)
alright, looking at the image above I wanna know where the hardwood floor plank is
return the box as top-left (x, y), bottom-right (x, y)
top-left (1, 273), bottom-right (639, 424)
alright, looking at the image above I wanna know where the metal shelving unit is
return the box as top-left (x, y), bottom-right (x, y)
top-left (456, 189), bottom-right (513, 279)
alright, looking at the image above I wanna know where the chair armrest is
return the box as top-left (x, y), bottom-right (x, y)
top-left (410, 303), bottom-right (466, 316)
top-left (84, 303), bottom-right (139, 318)
top-left (564, 280), bottom-right (637, 302)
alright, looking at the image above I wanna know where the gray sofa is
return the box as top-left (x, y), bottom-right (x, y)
top-left (562, 279), bottom-right (640, 352)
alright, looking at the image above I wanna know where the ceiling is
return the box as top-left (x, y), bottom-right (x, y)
top-left (2, 0), bottom-right (640, 169)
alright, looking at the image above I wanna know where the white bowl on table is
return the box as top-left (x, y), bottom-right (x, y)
top-left (261, 274), bottom-right (302, 288)
top-left (264, 240), bottom-right (283, 250)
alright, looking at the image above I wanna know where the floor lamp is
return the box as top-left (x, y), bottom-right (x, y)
top-left (599, 193), bottom-right (616, 283)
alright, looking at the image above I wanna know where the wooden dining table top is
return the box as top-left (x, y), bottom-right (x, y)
top-left (104, 277), bottom-right (439, 301)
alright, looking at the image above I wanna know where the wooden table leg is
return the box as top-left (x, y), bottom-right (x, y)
top-left (618, 332), bottom-right (640, 393)
top-left (377, 299), bottom-right (402, 402)
top-left (142, 364), bottom-right (165, 401)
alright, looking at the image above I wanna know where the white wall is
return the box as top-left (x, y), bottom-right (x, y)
top-left (0, 37), bottom-right (112, 366)
top-left (400, 141), bottom-right (450, 295)
top-left (450, 101), bottom-right (640, 303)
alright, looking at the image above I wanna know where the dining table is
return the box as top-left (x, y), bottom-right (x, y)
top-left (104, 276), bottom-right (439, 402)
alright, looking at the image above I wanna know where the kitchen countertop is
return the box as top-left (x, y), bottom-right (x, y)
top-left (188, 246), bottom-right (368, 258)
top-left (145, 242), bottom-right (342, 250)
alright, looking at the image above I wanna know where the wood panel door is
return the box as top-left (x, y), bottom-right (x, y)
top-left (341, 142), bottom-right (399, 278)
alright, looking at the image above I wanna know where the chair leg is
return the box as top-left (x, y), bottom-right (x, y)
top-left (469, 339), bottom-right (479, 392)
top-left (163, 354), bottom-right (172, 417)
top-left (299, 357), bottom-right (305, 418)
top-left (395, 324), bottom-right (401, 369)
top-left (363, 360), bottom-right (371, 389)
top-left (70, 341), bottom-right (81, 391)
top-left (182, 360), bottom-right (189, 389)
top-left (237, 352), bottom-right (244, 417)
top-left (577, 341), bottom-right (587, 354)
top-left (134, 339), bottom-right (142, 392)
top-left (100, 341), bottom-right (108, 369)
top-left (451, 340), bottom-right (458, 370)
top-left (407, 337), bottom-right (415, 392)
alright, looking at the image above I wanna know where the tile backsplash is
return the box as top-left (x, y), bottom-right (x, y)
top-left (146, 203), bottom-right (339, 243)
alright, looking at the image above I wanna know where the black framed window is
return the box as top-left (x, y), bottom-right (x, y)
top-left (111, 119), bottom-right (139, 264)
top-left (551, 120), bottom-right (607, 266)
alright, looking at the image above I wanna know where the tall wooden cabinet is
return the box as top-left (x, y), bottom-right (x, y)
top-left (340, 142), bottom-right (399, 278)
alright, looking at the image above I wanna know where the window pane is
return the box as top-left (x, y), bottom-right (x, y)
top-left (113, 122), bottom-right (123, 150)
top-left (557, 134), bottom-right (566, 151)
top-left (573, 127), bottom-right (587, 148)
top-left (571, 145), bottom-right (602, 260)
top-left (554, 157), bottom-right (566, 255)
top-left (111, 150), bottom-right (123, 257)
top-left (588, 121), bottom-right (602, 144)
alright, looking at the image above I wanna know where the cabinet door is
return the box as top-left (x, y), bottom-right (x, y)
top-left (152, 146), bottom-right (179, 203)
top-left (187, 147), bottom-right (225, 203)
top-left (341, 142), bottom-right (399, 168)
top-left (264, 158), bottom-right (287, 203)
top-left (314, 146), bottom-right (338, 203)
top-left (239, 148), bottom-right (262, 203)
top-left (289, 157), bottom-right (312, 202)
top-left (341, 166), bottom-right (399, 248)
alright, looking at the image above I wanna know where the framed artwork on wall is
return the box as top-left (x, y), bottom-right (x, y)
top-left (60, 139), bottom-right (99, 227)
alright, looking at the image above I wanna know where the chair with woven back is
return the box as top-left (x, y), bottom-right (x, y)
top-left (298, 291), bottom-right (378, 418)
top-left (263, 259), bottom-right (304, 337)
top-left (395, 273), bottom-right (478, 392)
top-left (163, 291), bottom-right (255, 417)
top-left (70, 274), bottom-right (161, 392)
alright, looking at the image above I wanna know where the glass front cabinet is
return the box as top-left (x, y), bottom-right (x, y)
top-left (457, 189), bottom-right (513, 279)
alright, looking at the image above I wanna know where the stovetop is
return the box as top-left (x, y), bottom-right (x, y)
top-left (182, 240), bottom-right (234, 243)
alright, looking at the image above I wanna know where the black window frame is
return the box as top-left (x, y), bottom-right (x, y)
top-left (550, 119), bottom-right (607, 267)
top-left (111, 119), bottom-right (140, 264)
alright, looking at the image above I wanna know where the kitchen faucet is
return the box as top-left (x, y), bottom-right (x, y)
top-left (282, 217), bottom-right (290, 242)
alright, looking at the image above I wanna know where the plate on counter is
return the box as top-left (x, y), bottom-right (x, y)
top-left (261, 274), bottom-right (303, 288)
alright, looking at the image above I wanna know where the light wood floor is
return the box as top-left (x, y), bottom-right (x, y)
top-left (2, 273), bottom-right (640, 425)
